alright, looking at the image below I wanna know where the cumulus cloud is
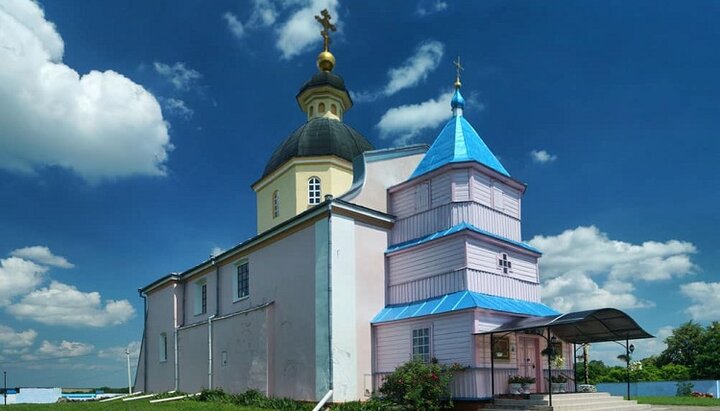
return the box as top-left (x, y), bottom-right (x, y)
top-left (153, 62), bottom-right (201, 92)
top-left (530, 149), bottom-right (557, 164)
top-left (416, 0), bottom-right (448, 16)
top-left (162, 98), bottom-right (194, 119)
top-left (10, 245), bottom-right (73, 268)
top-left (210, 246), bottom-right (225, 257)
top-left (37, 340), bottom-right (94, 358)
top-left (530, 226), bottom-right (697, 312)
top-left (376, 91), bottom-right (454, 145)
top-left (98, 340), bottom-right (141, 360)
top-left (276, 0), bottom-right (339, 60)
top-left (223, 12), bottom-right (245, 39)
top-left (8, 281), bottom-right (135, 327)
top-left (355, 40), bottom-right (445, 103)
top-left (0, 257), bottom-right (47, 305)
top-left (680, 281), bottom-right (720, 321)
top-left (0, 0), bottom-right (171, 182)
top-left (529, 226), bottom-right (696, 282)
top-left (542, 271), bottom-right (654, 312)
top-left (0, 324), bottom-right (37, 349)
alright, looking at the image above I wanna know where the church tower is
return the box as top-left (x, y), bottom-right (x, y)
top-left (252, 10), bottom-right (373, 233)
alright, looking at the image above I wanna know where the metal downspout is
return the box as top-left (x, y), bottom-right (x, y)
top-left (327, 210), bottom-right (333, 391)
top-left (208, 314), bottom-right (216, 389)
top-left (138, 289), bottom-right (148, 393)
top-left (490, 333), bottom-right (495, 400)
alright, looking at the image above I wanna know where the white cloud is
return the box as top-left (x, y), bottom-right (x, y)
top-left (0, 257), bottom-right (46, 305)
top-left (0, 324), bottom-right (37, 348)
top-left (541, 271), bottom-right (654, 312)
top-left (376, 91), bottom-right (454, 145)
top-left (210, 246), bottom-right (225, 257)
top-left (385, 41), bottom-right (444, 96)
top-left (153, 62), bottom-right (201, 92)
top-left (248, 0), bottom-right (277, 28)
top-left (223, 12), bottom-right (245, 39)
top-left (37, 340), bottom-right (94, 358)
top-left (99, 340), bottom-right (141, 360)
top-left (0, 0), bottom-right (171, 182)
top-left (276, 0), bottom-right (338, 60)
top-left (680, 281), bottom-right (720, 321)
top-left (529, 226), bottom-right (696, 282)
top-left (10, 245), bottom-right (73, 268)
top-left (530, 149), bottom-right (557, 164)
top-left (162, 98), bottom-right (194, 119)
top-left (8, 281), bottom-right (135, 327)
top-left (416, 0), bottom-right (448, 16)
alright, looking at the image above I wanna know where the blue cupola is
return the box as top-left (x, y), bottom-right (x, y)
top-left (410, 61), bottom-right (509, 179)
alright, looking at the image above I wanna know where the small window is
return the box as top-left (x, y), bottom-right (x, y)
top-left (330, 104), bottom-right (337, 115)
top-left (308, 177), bottom-right (321, 205)
top-left (493, 336), bottom-right (511, 360)
top-left (236, 261), bottom-right (249, 300)
top-left (318, 102), bottom-right (326, 113)
top-left (272, 190), bottom-right (279, 218)
top-left (194, 279), bottom-right (207, 315)
top-left (159, 333), bottom-right (167, 362)
top-left (309, 106), bottom-right (314, 116)
top-left (412, 327), bottom-right (431, 363)
top-left (498, 253), bottom-right (512, 274)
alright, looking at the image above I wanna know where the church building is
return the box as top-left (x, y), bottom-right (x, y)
top-left (134, 10), bottom-right (651, 404)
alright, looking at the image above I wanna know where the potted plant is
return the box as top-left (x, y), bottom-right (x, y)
top-left (508, 375), bottom-right (524, 395)
top-left (521, 376), bottom-right (536, 394)
top-left (550, 374), bottom-right (568, 393)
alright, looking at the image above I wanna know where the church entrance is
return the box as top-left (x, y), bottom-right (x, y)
top-left (517, 336), bottom-right (541, 393)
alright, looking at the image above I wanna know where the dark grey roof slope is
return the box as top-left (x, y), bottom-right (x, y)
top-left (297, 71), bottom-right (348, 97)
top-left (262, 117), bottom-right (374, 178)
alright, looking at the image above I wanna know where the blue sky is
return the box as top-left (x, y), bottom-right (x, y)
top-left (0, 0), bottom-right (718, 387)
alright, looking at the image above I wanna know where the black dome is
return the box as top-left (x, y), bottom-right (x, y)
top-left (262, 118), bottom-right (374, 178)
top-left (297, 71), bottom-right (348, 97)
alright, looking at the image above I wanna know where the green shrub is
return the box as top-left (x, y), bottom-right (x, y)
top-left (676, 382), bottom-right (694, 397)
top-left (329, 397), bottom-right (390, 411)
top-left (378, 358), bottom-right (464, 411)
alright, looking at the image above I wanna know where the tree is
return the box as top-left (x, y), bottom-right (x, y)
top-left (692, 322), bottom-right (720, 379)
top-left (657, 321), bottom-right (704, 368)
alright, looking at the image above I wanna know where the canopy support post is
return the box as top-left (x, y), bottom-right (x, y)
top-left (490, 333), bottom-right (495, 401)
top-left (547, 327), bottom-right (552, 408)
top-left (626, 338), bottom-right (630, 400)
top-left (573, 343), bottom-right (577, 393)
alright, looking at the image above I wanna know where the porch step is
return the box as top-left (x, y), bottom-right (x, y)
top-left (484, 393), bottom-right (652, 411)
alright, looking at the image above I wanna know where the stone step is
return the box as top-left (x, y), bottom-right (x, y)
top-left (488, 393), bottom-right (651, 411)
top-left (529, 393), bottom-right (612, 401)
top-left (553, 402), bottom-right (650, 411)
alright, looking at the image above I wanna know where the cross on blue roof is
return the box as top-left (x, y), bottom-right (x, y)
top-left (410, 89), bottom-right (509, 179)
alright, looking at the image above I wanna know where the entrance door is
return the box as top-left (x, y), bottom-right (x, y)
top-left (518, 337), bottom-right (541, 393)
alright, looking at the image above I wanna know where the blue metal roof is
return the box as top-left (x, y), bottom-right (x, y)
top-left (386, 222), bottom-right (541, 255)
top-left (372, 290), bottom-right (559, 324)
top-left (410, 89), bottom-right (509, 179)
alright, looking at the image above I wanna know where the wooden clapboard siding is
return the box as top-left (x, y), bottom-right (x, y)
top-left (466, 238), bottom-right (538, 282)
top-left (466, 269), bottom-right (541, 302)
top-left (471, 171), bottom-right (493, 206)
top-left (452, 169), bottom-right (470, 201)
top-left (389, 184), bottom-right (417, 219)
top-left (374, 312), bottom-right (474, 373)
top-left (387, 236), bottom-right (466, 285)
top-left (391, 202), bottom-right (521, 244)
top-left (431, 173), bottom-right (452, 208)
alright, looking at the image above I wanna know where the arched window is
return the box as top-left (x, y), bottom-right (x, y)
top-left (308, 177), bottom-right (321, 205)
top-left (318, 102), bottom-right (326, 113)
top-left (272, 190), bottom-right (279, 218)
top-left (330, 104), bottom-right (337, 115)
top-left (309, 106), bottom-right (314, 117)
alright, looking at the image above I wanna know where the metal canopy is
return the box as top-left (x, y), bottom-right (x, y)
top-left (475, 308), bottom-right (654, 344)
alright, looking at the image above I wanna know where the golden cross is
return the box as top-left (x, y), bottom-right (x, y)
top-left (453, 56), bottom-right (464, 80)
top-left (315, 9), bottom-right (336, 52)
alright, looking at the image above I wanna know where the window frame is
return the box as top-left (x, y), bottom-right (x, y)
top-left (411, 326), bottom-right (432, 363)
top-left (272, 190), bottom-right (280, 218)
top-left (194, 278), bottom-right (207, 316)
top-left (233, 259), bottom-right (250, 302)
top-left (308, 177), bottom-right (322, 205)
top-left (159, 332), bottom-right (168, 363)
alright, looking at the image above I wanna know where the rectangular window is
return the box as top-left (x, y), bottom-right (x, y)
top-left (412, 327), bottom-right (431, 363)
top-left (236, 261), bottom-right (249, 300)
top-left (194, 279), bottom-right (207, 315)
top-left (159, 333), bottom-right (167, 362)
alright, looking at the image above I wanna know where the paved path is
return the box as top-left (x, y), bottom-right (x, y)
top-left (651, 406), bottom-right (720, 411)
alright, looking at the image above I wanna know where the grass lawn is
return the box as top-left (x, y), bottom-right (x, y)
top-left (4, 400), bottom-right (275, 410)
top-left (636, 396), bottom-right (720, 406)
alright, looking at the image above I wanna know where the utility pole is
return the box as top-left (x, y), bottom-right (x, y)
top-left (125, 348), bottom-right (132, 395)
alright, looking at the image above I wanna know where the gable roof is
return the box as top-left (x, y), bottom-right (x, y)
top-left (410, 89), bottom-right (509, 179)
